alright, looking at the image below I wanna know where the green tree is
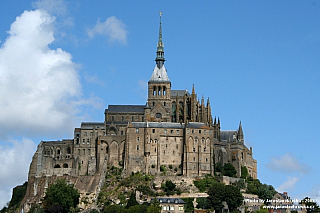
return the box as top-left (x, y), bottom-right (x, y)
top-left (207, 183), bottom-right (226, 212)
top-left (42, 179), bottom-right (80, 213)
top-left (224, 185), bottom-right (243, 212)
top-left (193, 174), bottom-right (217, 192)
top-left (207, 183), bottom-right (243, 212)
top-left (127, 204), bottom-right (148, 213)
top-left (299, 197), bottom-right (320, 213)
top-left (223, 163), bottom-right (237, 177)
top-left (147, 198), bottom-right (161, 213)
top-left (240, 166), bottom-right (249, 179)
top-left (161, 180), bottom-right (176, 195)
top-left (103, 205), bottom-right (127, 213)
top-left (126, 191), bottom-right (139, 209)
top-left (196, 197), bottom-right (209, 209)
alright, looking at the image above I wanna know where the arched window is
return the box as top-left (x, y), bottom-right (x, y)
top-left (106, 146), bottom-right (109, 154)
top-left (57, 149), bottom-right (61, 155)
top-left (63, 163), bottom-right (68, 168)
top-left (163, 86), bottom-right (166, 95)
top-left (54, 164), bottom-right (61, 168)
top-left (67, 147), bottom-right (71, 154)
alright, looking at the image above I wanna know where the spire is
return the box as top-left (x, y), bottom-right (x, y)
top-left (156, 11), bottom-right (165, 68)
top-left (237, 121), bottom-right (244, 142)
top-left (192, 84), bottom-right (195, 95)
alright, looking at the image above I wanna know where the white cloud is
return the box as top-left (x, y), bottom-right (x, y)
top-left (87, 16), bottom-right (128, 44)
top-left (267, 153), bottom-right (310, 174)
top-left (0, 9), bottom-right (82, 136)
top-left (32, 0), bottom-right (67, 16)
top-left (0, 138), bottom-right (37, 208)
top-left (276, 176), bottom-right (299, 193)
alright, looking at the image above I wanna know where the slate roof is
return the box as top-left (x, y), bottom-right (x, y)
top-left (131, 122), bottom-right (185, 129)
top-left (130, 122), bottom-right (209, 129)
top-left (105, 105), bottom-right (145, 113)
top-left (81, 122), bottom-right (105, 130)
top-left (149, 64), bottom-right (170, 82)
top-left (152, 197), bottom-right (186, 204)
top-left (220, 130), bottom-right (238, 141)
top-left (171, 90), bottom-right (190, 97)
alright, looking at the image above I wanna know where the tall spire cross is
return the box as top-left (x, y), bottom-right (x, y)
top-left (156, 11), bottom-right (165, 68)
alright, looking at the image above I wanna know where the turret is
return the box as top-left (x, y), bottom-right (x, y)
top-left (237, 121), bottom-right (244, 143)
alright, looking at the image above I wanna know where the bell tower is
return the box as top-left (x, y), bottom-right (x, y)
top-left (147, 12), bottom-right (171, 122)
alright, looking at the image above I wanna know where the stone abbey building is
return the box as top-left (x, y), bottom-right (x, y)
top-left (23, 15), bottom-right (257, 211)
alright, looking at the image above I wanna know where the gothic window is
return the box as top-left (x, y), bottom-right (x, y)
top-left (158, 86), bottom-right (161, 96)
top-left (153, 86), bottom-right (156, 96)
top-left (106, 146), bottom-right (109, 153)
top-left (163, 86), bottom-right (166, 95)
top-left (67, 147), bottom-right (71, 154)
top-left (57, 149), bottom-right (61, 155)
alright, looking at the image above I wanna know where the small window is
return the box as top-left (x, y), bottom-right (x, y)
top-left (171, 130), bottom-right (174, 134)
top-left (57, 149), bottom-right (61, 155)
top-left (121, 130), bottom-right (124, 135)
top-left (112, 116), bottom-right (114, 121)
top-left (164, 102), bottom-right (166, 106)
top-left (82, 139), bottom-right (85, 144)
top-left (122, 116), bottom-right (124, 121)
top-left (87, 139), bottom-right (90, 144)
top-left (137, 137), bottom-right (140, 142)
top-left (164, 129), bottom-right (167, 134)
top-left (137, 145), bottom-right (139, 150)
top-left (192, 130), bottom-right (195, 133)
top-left (84, 132), bottom-right (87, 136)
top-left (187, 129), bottom-right (190, 133)
top-left (176, 130), bottom-right (179, 134)
top-left (204, 130), bottom-right (206, 135)
top-left (199, 130), bottom-right (201, 134)
top-left (152, 129), bottom-right (155, 133)
top-left (132, 116), bottom-right (134, 121)
top-left (193, 147), bottom-right (195, 152)
top-left (135, 128), bottom-right (139, 133)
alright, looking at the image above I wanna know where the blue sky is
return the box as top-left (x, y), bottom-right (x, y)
top-left (0, 0), bottom-right (320, 208)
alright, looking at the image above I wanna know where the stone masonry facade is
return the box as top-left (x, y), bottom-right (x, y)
top-left (21, 15), bottom-right (257, 211)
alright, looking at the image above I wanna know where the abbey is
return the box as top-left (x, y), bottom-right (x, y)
top-left (23, 15), bottom-right (257, 210)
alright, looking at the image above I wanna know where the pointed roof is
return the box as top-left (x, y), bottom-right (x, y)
top-left (155, 12), bottom-right (165, 63)
top-left (149, 64), bottom-right (170, 82)
top-left (150, 12), bottom-right (169, 82)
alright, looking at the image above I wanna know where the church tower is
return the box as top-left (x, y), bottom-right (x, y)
top-left (147, 13), bottom-right (172, 122)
